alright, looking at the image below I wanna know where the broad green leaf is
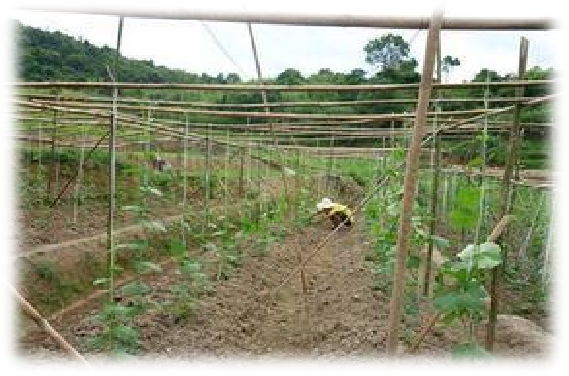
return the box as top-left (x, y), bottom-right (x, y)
top-left (179, 260), bottom-right (202, 275)
top-left (458, 244), bottom-right (477, 261)
top-left (101, 302), bottom-right (133, 318)
top-left (93, 277), bottom-right (108, 286)
top-left (111, 324), bottom-right (139, 343)
top-left (116, 242), bottom-right (147, 251)
top-left (431, 235), bottom-right (450, 248)
top-left (121, 205), bottom-right (144, 213)
top-left (139, 186), bottom-right (163, 196)
top-left (203, 242), bottom-right (218, 253)
top-left (120, 281), bottom-right (151, 296)
top-left (167, 240), bottom-right (187, 258)
top-left (143, 220), bottom-right (167, 232)
top-left (134, 261), bottom-right (162, 274)
top-left (284, 167), bottom-right (296, 176)
top-left (467, 157), bottom-right (484, 167)
top-left (477, 243), bottom-right (501, 269)
top-left (406, 255), bottom-right (421, 269)
top-left (434, 289), bottom-right (486, 314)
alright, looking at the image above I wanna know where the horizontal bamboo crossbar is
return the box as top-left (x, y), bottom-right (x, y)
top-left (19, 99), bottom-right (499, 121)
top-left (19, 93), bottom-right (543, 108)
top-left (15, 80), bottom-right (551, 91)
top-left (438, 94), bottom-right (554, 133)
top-left (33, 10), bottom-right (552, 30)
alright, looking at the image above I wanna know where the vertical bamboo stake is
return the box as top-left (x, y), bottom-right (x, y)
top-left (47, 105), bottom-right (58, 198)
top-left (224, 126), bottom-right (229, 220)
top-left (204, 124), bottom-right (212, 234)
top-left (107, 16), bottom-right (123, 304)
top-left (485, 36), bottom-right (528, 352)
top-left (327, 135), bottom-right (334, 195)
top-left (37, 122), bottom-right (42, 180)
top-left (423, 34), bottom-right (443, 297)
top-left (73, 123), bottom-right (87, 224)
top-left (390, 118), bottom-right (395, 148)
top-left (386, 11), bottom-right (442, 356)
top-left (182, 114), bottom-right (189, 209)
top-left (144, 109), bottom-right (152, 187)
top-left (247, 22), bottom-right (290, 215)
top-left (423, 130), bottom-right (441, 296)
top-left (316, 137), bottom-right (321, 198)
top-left (475, 74), bottom-right (491, 243)
top-left (181, 114), bottom-right (189, 251)
top-left (542, 220), bottom-right (552, 283)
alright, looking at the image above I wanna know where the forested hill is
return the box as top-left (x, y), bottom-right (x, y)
top-left (16, 21), bottom-right (242, 84)
top-left (15, 21), bottom-right (552, 121)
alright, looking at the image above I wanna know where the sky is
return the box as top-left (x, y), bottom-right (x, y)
top-left (2, 0), bottom-right (569, 374)
top-left (7, 1), bottom-right (558, 83)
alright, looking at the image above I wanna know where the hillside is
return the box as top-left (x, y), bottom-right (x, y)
top-left (15, 21), bottom-right (241, 84)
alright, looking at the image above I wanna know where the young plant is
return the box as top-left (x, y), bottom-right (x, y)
top-left (434, 241), bottom-right (502, 357)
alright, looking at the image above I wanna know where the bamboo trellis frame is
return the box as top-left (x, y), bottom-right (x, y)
top-left (15, 10), bottom-right (553, 359)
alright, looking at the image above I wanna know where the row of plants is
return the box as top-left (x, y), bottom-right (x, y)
top-left (82, 150), bottom-right (320, 354)
top-left (358, 142), bottom-right (550, 356)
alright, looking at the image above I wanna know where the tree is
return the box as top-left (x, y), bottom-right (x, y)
top-left (225, 73), bottom-right (241, 84)
top-left (345, 68), bottom-right (367, 85)
top-left (441, 55), bottom-right (461, 82)
top-left (364, 33), bottom-right (410, 71)
top-left (275, 68), bottom-right (305, 85)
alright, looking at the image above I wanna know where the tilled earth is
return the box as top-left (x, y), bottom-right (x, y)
top-left (17, 219), bottom-right (551, 361)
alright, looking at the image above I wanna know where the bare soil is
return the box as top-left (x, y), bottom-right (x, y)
top-left (17, 217), bottom-right (550, 361)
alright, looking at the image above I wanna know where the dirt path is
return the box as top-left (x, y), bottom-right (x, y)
top-left (143, 220), bottom-right (388, 358)
top-left (18, 218), bottom-right (390, 359)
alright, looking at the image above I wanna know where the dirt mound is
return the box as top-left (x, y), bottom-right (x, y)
top-left (491, 314), bottom-right (551, 356)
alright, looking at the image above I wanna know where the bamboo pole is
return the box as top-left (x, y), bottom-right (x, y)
top-left (44, 9), bottom-right (552, 29)
top-left (423, 33), bottom-right (443, 297)
top-left (485, 36), bottom-right (529, 352)
top-left (386, 11), bottom-right (442, 356)
top-left (18, 98), bottom-right (551, 133)
top-left (12, 285), bottom-right (90, 365)
top-left (20, 92), bottom-right (544, 108)
top-left (436, 94), bottom-right (553, 134)
top-left (28, 98), bottom-right (499, 121)
top-left (181, 114), bottom-right (189, 251)
top-left (41, 9), bottom-right (552, 29)
top-left (474, 74), bottom-right (491, 243)
top-left (46, 104), bottom-right (58, 199)
top-left (204, 124), bottom-right (212, 234)
top-left (72, 123), bottom-right (87, 224)
top-left (107, 16), bottom-right (124, 304)
top-left (247, 22), bottom-right (291, 217)
top-left (16, 80), bottom-right (551, 91)
top-left (423, 126), bottom-right (441, 296)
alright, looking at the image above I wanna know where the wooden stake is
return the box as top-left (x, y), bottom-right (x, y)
top-left (107, 16), bottom-right (124, 304)
top-left (423, 35), bottom-right (443, 297)
top-left (12, 286), bottom-right (90, 365)
top-left (386, 10), bottom-right (443, 356)
top-left (485, 36), bottom-right (528, 352)
top-left (246, 22), bottom-right (291, 216)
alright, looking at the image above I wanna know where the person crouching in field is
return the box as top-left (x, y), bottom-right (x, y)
top-left (316, 198), bottom-right (354, 230)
